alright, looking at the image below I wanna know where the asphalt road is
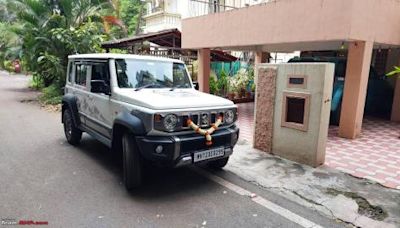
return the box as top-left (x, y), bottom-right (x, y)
top-left (0, 72), bottom-right (344, 228)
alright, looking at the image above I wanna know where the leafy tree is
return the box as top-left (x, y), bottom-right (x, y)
top-left (0, 0), bottom-right (17, 22)
top-left (0, 22), bottom-right (22, 68)
top-left (120, 0), bottom-right (145, 35)
top-left (103, 0), bottom-right (146, 37)
top-left (1, 0), bottom-right (146, 105)
top-left (102, 0), bottom-right (128, 38)
top-left (7, 0), bottom-right (111, 86)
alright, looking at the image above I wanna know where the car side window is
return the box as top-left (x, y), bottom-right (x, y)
top-left (115, 59), bottom-right (131, 88)
top-left (91, 62), bottom-right (110, 85)
top-left (75, 64), bottom-right (88, 87)
top-left (67, 62), bottom-right (73, 83)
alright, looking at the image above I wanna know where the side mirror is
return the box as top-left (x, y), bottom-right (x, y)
top-left (193, 81), bottom-right (199, 90)
top-left (91, 80), bottom-right (110, 95)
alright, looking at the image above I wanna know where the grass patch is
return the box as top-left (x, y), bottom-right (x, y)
top-left (38, 84), bottom-right (62, 105)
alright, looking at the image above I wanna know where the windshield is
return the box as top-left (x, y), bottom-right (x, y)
top-left (115, 59), bottom-right (192, 89)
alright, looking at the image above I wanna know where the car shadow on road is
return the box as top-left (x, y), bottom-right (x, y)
top-left (75, 135), bottom-right (220, 200)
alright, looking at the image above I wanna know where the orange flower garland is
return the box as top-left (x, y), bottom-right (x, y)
top-left (187, 116), bottom-right (223, 146)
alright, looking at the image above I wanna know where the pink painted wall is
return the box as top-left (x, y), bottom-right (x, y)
top-left (182, 0), bottom-right (400, 50)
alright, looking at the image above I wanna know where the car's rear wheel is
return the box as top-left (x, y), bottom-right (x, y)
top-left (122, 132), bottom-right (143, 190)
top-left (208, 157), bottom-right (229, 169)
top-left (63, 109), bottom-right (82, 145)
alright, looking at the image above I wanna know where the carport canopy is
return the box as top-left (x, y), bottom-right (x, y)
top-left (101, 28), bottom-right (237, 63)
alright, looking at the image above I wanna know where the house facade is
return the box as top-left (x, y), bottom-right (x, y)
top-left (143, 0), bottom-right (298, 63)
top-left (143, 0), bottom-right (269, 33)
top-left (181, 0), bottom-right (400, 139)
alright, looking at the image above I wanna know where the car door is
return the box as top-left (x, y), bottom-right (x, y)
top-left (84, 60), bottom-right (113, 139)
top-left (73, 61), bottom-right (91, 126)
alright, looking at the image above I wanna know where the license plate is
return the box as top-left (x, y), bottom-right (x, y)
top-left (194, 147), bottom-right (225, 162)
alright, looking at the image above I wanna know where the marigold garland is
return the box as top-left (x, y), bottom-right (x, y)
top-left (187, 116), bottom-right (223, 146)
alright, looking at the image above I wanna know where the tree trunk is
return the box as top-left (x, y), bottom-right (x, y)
top-left (135, 3), bottom-right (144, 36)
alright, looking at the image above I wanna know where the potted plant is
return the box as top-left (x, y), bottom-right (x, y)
top-left (245, 86), bottom-right (252, 99)
top-left (234, 69), bottom-right (249, 99)
top-left (209, 70), bottom-right (219, 95)
top-left (250, 82), bottom-right (256, 99)
top-left (227, 77), bottom-right (236, 100)
top-left (236, 86), bottom-right (245, 99)
top-left (218, 69), bottom-right (229, 97)
top-left (247, 66), bottom-right (255, 99)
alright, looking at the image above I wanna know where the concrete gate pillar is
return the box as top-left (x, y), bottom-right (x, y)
top-left (339, 41), bottom-right (374, 139)
top-left (197, 48), bottom-right (211, 93)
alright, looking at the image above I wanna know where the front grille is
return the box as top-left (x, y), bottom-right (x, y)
top-left (200, 113), bottom-right (209, 127)
top-left (191, 114), bottom-right (199, 125)
top-left (176, 109), bottom-right (234, 132)
top-left (211, 113), bottom-right (216, 123)
top-left (182, 115), bottom-right (190, 128)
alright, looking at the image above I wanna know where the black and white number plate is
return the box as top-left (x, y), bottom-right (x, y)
top-left (194, 147), bottom-right (225, 162)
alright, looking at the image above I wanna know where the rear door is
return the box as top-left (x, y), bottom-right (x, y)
top-left (72, 61), bottom-right (91, 126)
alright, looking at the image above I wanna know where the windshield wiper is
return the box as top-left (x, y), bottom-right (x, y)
top-left (135, 83), bottom-right (159, 91)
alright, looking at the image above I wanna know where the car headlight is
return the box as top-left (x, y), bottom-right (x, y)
top-left (225, 110), bottom-right (235, 124)
top-left (163, 114), bottom-right (178, 132)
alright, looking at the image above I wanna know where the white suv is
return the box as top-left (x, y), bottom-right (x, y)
top-left (62, 53), bottom-right (239, 190)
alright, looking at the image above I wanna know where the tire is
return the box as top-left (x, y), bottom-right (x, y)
top-left (208, 157), bottom-right (229, 169)
top-left (122, 132), bottom-right (143, 190)
top-left (63, 108), bottom-right (82, 145)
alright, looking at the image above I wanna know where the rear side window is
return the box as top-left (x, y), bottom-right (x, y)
top-left (75, 64), bottom-right (88, 86)
top-left (67, 62), bottom-right (73, 83)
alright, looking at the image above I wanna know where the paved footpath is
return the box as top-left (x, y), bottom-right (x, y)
top-left (236, 102), bottom-right (400, 189)
top-left (0, 72), bottom-right (344, 227)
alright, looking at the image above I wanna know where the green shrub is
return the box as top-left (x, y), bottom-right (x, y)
top-left (209, 70), bottom-right (218, 95)
top-left (39, 84), bottom-right (62, 105)
top-left (3, 60), bottom-right (14, 72)
top-left (218, 69), bottom-right (229, 96)
top-left (233, 68), bottom-right (250, 93)
top-left (29, 73), bottom-right (45, 90)
top-left (248, 66), bottom-right (255, 81)
top-left (251, 82), bottom-right (256, 92)
top-left (227, 77), bottom-right (237, 94)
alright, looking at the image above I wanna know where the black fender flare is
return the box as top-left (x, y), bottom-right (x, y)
top-left (112, 111), bottom-right (146, 139)
top-left (111, 111), bottom-right (146, 152)
top-left (61, 94), bottom-right (80, 127)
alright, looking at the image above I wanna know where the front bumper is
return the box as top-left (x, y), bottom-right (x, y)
top-left (135, 125), bottom-right (239, 167)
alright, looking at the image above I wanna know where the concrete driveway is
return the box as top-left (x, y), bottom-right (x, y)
top-left (0, 71), bottom-right (343, 227)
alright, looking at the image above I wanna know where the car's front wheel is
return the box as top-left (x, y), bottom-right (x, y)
top-left (63, 109), bottom-right (82, 145)
top-left (122, 132), bottom-right (143, 190)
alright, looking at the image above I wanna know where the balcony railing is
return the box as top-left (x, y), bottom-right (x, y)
top-left (188, 0), bottom-right (276, 17)
top-left (143, 13), bottom-right (181, 33)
